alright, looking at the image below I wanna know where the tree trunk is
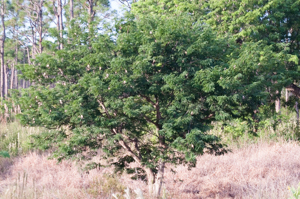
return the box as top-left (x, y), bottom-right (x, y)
top-left (145, 167), bottom-right (155, 196)
top-left (53, 0), bottom-right (61, 50)
top-left (0, 2), bottom-right (5, 99)
top-left (14, 70), bottom-right (18, 89)
top-left (10, 64), bottom-right (15, 90)
top-left (70, 0), bottom-right (74, 20)
top-left (11, 40), bottom-right (18, 90)
top-left (0, 51), bottom-right (4, 99)
top-left (275, 97), bottom-right (281, 113)
top-left (38, 0), bottom-right (44, 53)
top-left (145, 161), bottom-right (165, 198)
top-left (154, 161), bottom-right (165, 198)
top-left (4, 66), bottom-right (7, 96)
top-left (87, 0), bottom-right (95, 37)
top-left (31, 24), bottom-right (36, 59)
top-left (58, 0), bottom-right (63, 49)
top-left (22, 78), bottom-right (25, 89)
top-left (87, 0), bottom-right (95, 25)
top-left (26, 47), bottom-right (31, 65)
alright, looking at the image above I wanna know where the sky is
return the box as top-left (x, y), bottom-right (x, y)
top-left (110, 0), bottom-right (129, 15)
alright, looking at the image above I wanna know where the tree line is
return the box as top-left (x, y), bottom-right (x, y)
top-left (0, 0), bottom-right (111, 100)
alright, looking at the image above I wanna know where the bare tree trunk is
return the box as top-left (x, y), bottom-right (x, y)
top-left (275, 89), bottom-right (281, 113)
top-left (275, 98), bottom-right (281, 113)
top-left (11, 41), bottom-right (18, 90)
top-left (87, 0), bottom-right (95, 42)
top-left (14, 70), bottom-right (18, 89)
top-left (0, 2), bottom-right (5, 99)
top-left (31, 24), bottom-right (36, 59)
top-left (54, 0), bottom-right (63, 49)
top-left (70, 0), bottom-right (74, 20)
top-left (87, 0), bottom-right (95, 25)
top-left (38, 0), bottom-right (44, 53)
top-left (10, 64), bottom-right (15, 90)
top-left (26, 47), bottom-right (31, 65)
top-left (22, 78), bottom-right (25, 89)
top-left (145, 161), bottom-right (165, 198)
top-left (58, 0), bottom-right (63, 49)
top-left (145, 167), bottom-right (155, 196)
top-left (56, 12), bottom-right (60, 48)
top-left (154, 161), bottom-right (165, 197)
top-left (4, 65), bottom-right (7, 96)
top-left (11, 27), bottom-right (18, 90)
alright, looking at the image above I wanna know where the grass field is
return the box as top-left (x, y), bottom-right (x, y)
top-left (1, 113), bottom-right (300, 199)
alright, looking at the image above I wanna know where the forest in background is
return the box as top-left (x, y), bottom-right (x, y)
top-left (0, 0), bottom-right (112, 107)
top-left (0, 0), bottom-right (300, 115)
top-left (1, 0), bottom-right (300, 198)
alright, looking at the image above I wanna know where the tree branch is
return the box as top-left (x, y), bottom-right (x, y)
top-left (140, 94), bottom-right (156, 106)
top-left (97, 99), bottom-right (111, 119)
top-left (118, 140), bottom-right (141, 164)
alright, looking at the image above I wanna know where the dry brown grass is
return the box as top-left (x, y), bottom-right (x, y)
top-left (164, 141), bottom-right (300, 199)
top-left (0, 140), bottom-right (300, 199)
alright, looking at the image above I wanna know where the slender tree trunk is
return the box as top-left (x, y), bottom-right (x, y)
top-left (31, 24), bottom-right (36, 59)
top-left (11, 40), bottom-right (18, 90)
top-left (88, 0), bottom-right (95, 25)
top-left (4, 64), bottom-right (7, 96)
top-left (58, 0), bottom-right (63, 49)
top-left (275, 98), bottom-right (281, 113)
top-left (38, 0), bottom-right (44, 53)
top-left (50, 0), bottom-right (61, 49)
top-left (275, 89), bottom-right (281, 113)
top-left (14, 70), bottom-right (18, 89)
top-left (0, 2), bottom-right (5, 99)
top-left (0, 51), bottom-right (4, 99)
top-left (87, 0), bottom-right (95, 43)
top-left (70, 0), bottom-right (74, 20)
top-left (285, 88), bottom-right (289, 112)
top-left (154, 161), bottom-right (165, 197)
top-left (26, 47), bottom-right (31, 65)
top-left (22, 78), bottom-right (25, 89)
top-left (10, 64), bottom-right (14, 89)
top-left (11, 26), bottom-right (17, 90)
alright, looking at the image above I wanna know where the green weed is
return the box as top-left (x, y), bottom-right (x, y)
top-left (289, 183), bottom-right (300, 199)
top-left (0, 122), bottom-right (44, 156)
top-left (87, 174), bottom-right (126, 199)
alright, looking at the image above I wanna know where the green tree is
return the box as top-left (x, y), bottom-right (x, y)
top-left (15, 13), bottom-right (298, 197)
top-left (206, 0), bottom-right (300, 112)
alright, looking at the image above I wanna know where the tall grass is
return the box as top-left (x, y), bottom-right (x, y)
top-left (1, 109), bottom-right (300, 198)
top-left (209, 109), bottom-right (300, 149)
top-left (0, 122), bottom-right (45, 157)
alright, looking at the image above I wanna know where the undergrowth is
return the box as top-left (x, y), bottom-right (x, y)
top-left (1, 107), bottom-right (300, 198)
top-left (210, 108), bottom-right (300, 149)
top-left (87, 174), bottom-right (126, 199)
top-left (0, 122), bottom-right (45, 157)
